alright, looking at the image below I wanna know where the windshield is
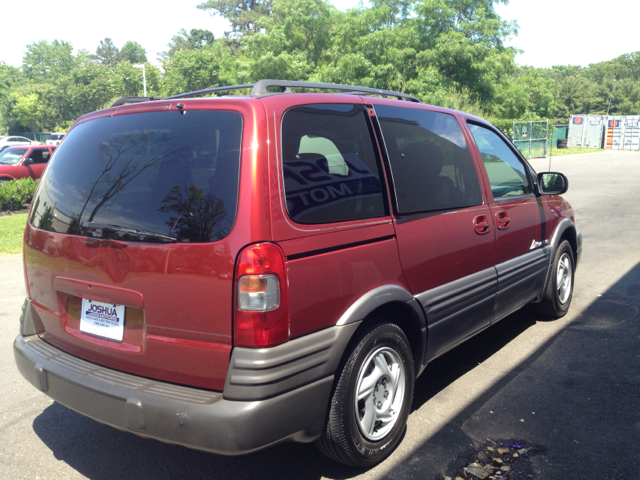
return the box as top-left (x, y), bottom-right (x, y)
top-left (31, 110), bottom-right (243, 243)
top-left (49, 134), bottom-right (64, 141)
top-left (0, 148), bottom-right (27, 165)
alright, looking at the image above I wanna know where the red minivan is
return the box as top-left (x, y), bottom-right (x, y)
top-left (14, 80), bottom-right (581, 467)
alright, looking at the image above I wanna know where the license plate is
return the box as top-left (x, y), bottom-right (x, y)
top-left (80, 299), bottom-right (125, 342)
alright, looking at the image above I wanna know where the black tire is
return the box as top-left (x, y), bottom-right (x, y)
top-left (315, 322), bottom-right (414, 467)
top-left (538, 240), bottom-right (574, 318)
top-left (557, 138), bottom-right (568, 149)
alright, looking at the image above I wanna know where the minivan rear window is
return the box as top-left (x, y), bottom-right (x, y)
top-left (30, 110), bottom-right (242, 243)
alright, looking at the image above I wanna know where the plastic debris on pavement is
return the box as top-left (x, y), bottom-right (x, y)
top-left (441, 438), bottom-right (544, 480)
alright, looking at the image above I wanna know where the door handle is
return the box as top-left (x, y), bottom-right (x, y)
top-left (495, 211), bottom-right (510, 230)
top-left (473, 215), bottom-right (490, 235)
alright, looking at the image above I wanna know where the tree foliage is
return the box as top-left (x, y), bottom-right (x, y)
top-left (1, 0), bottom-right (639, 136)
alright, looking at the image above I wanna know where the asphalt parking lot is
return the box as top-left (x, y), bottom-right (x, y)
top-left (1, 150), bottom-right (638, 479)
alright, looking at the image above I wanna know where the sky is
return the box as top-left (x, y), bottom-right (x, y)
top-left (0, 0), bottom-right (637, 69)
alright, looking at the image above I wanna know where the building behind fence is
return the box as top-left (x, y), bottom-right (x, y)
top-left (568, 114), bottom-right (640, 151)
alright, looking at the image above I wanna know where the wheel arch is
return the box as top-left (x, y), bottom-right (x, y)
top-left (550, 217), bottom-right (578, 261)
top-left (336, 285), bottom-right (427, 377)
top-left (534, 218), bottom-right (579, 303)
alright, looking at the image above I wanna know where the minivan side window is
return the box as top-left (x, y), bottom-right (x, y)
top-left (373, 104), bottom-right (482, 214)
top-left (467, 123), bottom-right (532, 199)
top-left (281, 104), bottom-right (387, 224)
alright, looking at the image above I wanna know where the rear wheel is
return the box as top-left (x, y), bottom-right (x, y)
top-left (538, 240), bottom-right (574, 318)
top-left (316, 322), bottom-right (414, 467)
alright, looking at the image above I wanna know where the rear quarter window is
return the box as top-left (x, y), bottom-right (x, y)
top-left (281, 104), bottom-right (387, 224)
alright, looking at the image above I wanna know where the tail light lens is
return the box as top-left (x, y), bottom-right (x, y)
top-left (235, 243), bottom-right (289, 347)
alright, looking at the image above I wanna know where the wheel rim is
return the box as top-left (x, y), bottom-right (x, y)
top-left (355, 346), bottom-right (405, 442)
top-left (557, 253), bottom-right (572, 305)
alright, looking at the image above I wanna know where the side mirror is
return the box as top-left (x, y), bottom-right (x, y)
top-left (537, 172), bottom-right (568, 195)
top-left (22, 158), bottom-right (34, 166)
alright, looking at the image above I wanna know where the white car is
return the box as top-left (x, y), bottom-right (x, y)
top-left (46, 133), bottom-right (66, 146)
top-left (0, 136), bottom-right (37, 152)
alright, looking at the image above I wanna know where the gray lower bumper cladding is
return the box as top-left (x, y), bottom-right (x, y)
top-left (13, 332), bottom-right (340, 454)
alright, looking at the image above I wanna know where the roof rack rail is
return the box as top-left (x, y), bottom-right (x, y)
top-left (161, 80), bottom-right (420, 103)
top-left (110, 96), bottom-right (164, 107)
top-left (164, 84), bottom-right (255, 100)
top-left (251, 80), bottom-right (420, 102)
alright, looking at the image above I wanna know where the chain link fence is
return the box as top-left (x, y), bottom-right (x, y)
top-left (512, 120), bottom-right (548, 158)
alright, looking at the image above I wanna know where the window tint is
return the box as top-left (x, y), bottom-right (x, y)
top-left (28, 149), bottom-right (51, 164)
top-left (30, 110), bottom-right (242, 243)
top-left (374, 104), bottom-right (482, 214)
top-left (281, 104), bottom-right (386, 224)
top-left (467, 123), bottom-right (532, 198)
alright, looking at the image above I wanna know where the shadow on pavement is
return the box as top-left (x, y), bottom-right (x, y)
top-left (394, 262), bottom-right (640, 479)
top-left (32, 263), bottom-right (639, 479)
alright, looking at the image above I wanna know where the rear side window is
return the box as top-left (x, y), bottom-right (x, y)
top-left (374, 104), bottom-right (482, 214)
top-left (281, 104), bottom-right (386, 224)
top-left (30, 110), bottom-right (242, 243)
top-left (467, 123), bottom-right (532, 198)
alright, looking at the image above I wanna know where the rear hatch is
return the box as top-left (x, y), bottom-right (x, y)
top-left (24, 106), bottom-right (244, 390)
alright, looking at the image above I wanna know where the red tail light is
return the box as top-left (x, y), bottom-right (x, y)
top-left (234, 243), bottom-right (289, 347)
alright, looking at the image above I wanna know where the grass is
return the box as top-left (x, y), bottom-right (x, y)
top-left (0, 213), bottom-right (27, 256)
top-left (549, 147), bottom-right (605, 157)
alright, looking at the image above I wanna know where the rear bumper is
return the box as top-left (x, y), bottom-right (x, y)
top-left (14, 333), bottom-right (334, 455)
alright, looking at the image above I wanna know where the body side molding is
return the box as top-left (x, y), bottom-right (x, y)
top-left (416, 267), bottom-right (498, 317)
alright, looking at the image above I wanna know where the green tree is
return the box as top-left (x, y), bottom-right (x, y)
top-left (13, 93), bottom-right (43, 131)
top-left (162, 43), bottom-right (235, 95)
top-left (198, 0), bottom-right (273, 35)
top-left (119, 41), bottom-right (147, 63)
top-left (161, 28), bottom-right (216, 61)
top-left (22, 40), bottom-right (81, 82)
top-left (94, 38), bottom-right (120, 66)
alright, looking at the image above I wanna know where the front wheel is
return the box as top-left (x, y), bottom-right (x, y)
top-left (316, 322), bottom-right (414, 467)
top-left (538, 240), bottom-right (574, 318)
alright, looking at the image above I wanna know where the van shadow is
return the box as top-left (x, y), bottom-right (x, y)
top-left (32, 309), bottom-right (540, 480)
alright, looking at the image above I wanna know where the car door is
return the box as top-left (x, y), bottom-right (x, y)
top-left (24, 148), bottom-right (52, 179)
top-left (466, 121), bottom-right (549, 322)
top-left (373, 103), bottom-right (497, 360)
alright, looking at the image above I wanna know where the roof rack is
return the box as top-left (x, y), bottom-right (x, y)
top-left (164, 84), bottom-right (255, 100)
top-left (110, 96), bottom-right (164, 107)
top-left (110, 80), bottom-right (421, 107)
top-left (251, 80), bottom-right (420, 102)
top-left (165, 80), bottom-right (420, 102)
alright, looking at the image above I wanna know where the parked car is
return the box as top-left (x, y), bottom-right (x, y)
top-left (0, 136), bottom-right (38, 152)
top-left (14, 80), bottom-right (581, 468)
top-left (45, 133), bottom-right (66, 146)
top-left (0, 145), bottom-right (56, 185)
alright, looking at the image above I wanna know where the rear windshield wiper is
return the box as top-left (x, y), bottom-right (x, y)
top-left (81, 222), bottom-right (178, 243)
